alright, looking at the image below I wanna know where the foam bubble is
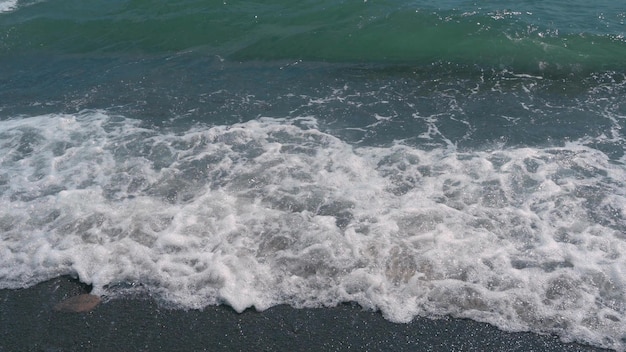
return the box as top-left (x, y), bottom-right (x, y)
top-left (0, 0), bottom-right (17, 13)
top-left (1, 111), bottom-right (625, 349)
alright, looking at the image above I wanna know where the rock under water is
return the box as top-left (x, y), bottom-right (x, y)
top-left (53, 294), bottom-right (101, 313)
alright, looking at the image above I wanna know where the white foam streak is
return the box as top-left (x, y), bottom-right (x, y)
top-left (1, 111), bottom-right (625, 350)
top-left (0, 0), bottom-right (17, 13)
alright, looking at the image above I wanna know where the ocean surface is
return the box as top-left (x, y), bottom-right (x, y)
top-left (1, 0), bottom-right (625, 350)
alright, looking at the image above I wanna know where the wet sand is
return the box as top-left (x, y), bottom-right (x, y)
top-left (0, 276), bottom-right (610, 351)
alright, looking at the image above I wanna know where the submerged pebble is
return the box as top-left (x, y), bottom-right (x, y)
top-left (54, 294), bottom-right (101, 313)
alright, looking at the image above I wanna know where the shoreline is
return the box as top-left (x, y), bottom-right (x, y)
top-left (0, 276), bottom-right (610, 352)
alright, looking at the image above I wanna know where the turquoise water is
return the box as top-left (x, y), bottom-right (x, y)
top-left (2, 1), bottom-right (626, 71)
top-left (1, 1), bottom-right (626, 350)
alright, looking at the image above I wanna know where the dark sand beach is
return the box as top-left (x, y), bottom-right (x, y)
top-left (0, 276), bottom-right (609, 352)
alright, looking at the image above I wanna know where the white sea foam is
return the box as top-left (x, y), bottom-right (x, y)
top-left (0, 0), bottom-right (17, 13)
top-left (1, 111), bottom-right (625, 349)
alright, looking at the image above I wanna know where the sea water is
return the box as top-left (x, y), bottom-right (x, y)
top-left (1, 1), bottom-right (625, 350)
